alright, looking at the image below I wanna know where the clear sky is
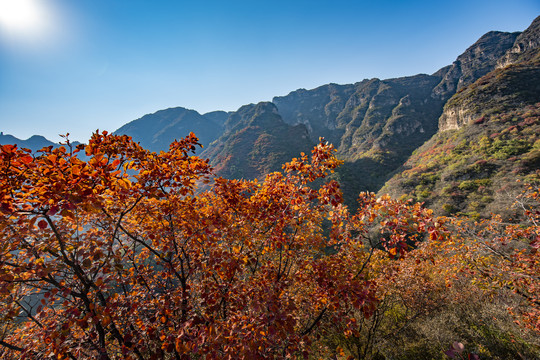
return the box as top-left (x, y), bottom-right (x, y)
top-left (0, 0), bottom-right (538, 143)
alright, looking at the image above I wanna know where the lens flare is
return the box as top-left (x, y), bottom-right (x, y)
top-left (0, 0), bottom-right (59, 49)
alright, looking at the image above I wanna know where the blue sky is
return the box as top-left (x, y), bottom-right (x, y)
top-left (0, 0), bottom-right (538, 143)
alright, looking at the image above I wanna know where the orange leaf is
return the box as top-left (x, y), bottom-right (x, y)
top-left (20, 155), bottom-right (33, 165)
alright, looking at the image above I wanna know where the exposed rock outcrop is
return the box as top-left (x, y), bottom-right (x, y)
top-left (381, 17), bottom-right (540, 218)
top-left (497, 15), bottom-right (540, 68)
top-left (439, 16), bottom-right (540, 133)
top-left (432, 31), bottom-right (519, 99)
top-left (438, 105), bottom-right (476, 131)
top-left (438, 64), bottom-right (540, 132)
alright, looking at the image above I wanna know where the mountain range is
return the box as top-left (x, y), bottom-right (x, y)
top-left (0, 133), bottom-right (57, 152)
top-left (2, 16), bottom-right (539, 217)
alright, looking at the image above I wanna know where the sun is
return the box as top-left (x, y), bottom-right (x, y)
top-left (0, 0), bottom-right (57, 44)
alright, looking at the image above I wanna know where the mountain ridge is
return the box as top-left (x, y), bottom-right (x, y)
top-left (0, 132), bottom-right (82, 153)
top-left (3, 16), bottom-right (539, 216)
top-left (113, 107), bottom-right (230, 153)
top-left (200, 102), bottom-right (314, 179)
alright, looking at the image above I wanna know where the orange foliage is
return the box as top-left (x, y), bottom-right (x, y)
top-left (0, 132), bottom-right (535, 359)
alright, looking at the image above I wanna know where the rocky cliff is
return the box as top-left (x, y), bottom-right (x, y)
top-left (497, 15), bottom-right (540, 68)
top-left (438, 16), bottom-right (540, 132)
top-left (431, 31), bottom-right (519, 99)
top-left (267, 38), bottom-right (521, 207)
top-left (438, 64), bottom-right (540, 131)
top-left (273, 74), bottom-right (445, 164)
top-left (273, 83), bottom-right (356, 146)
top-left (381, 101), bottom-right (540, 220)
top-left (380, 17), bottom-right (540, 218)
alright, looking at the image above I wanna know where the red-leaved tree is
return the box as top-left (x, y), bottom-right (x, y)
top-left (0, 132), bottom-right (451, 359)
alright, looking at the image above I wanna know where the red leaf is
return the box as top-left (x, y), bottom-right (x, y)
top-left (38, 220), bottom-right (48, 229)
top-left (1, 144), bottom-right (15, 153)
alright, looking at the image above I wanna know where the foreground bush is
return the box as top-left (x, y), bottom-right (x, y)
top-left (0, 132), bottom-right (537, 359)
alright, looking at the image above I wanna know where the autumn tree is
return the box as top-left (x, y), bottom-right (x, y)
top-left (451, 180), bottom-right (540, 334)
top-left (0, 132), bottom-right (450, 359)
top-left (343, 181), bottom-right (540, 360)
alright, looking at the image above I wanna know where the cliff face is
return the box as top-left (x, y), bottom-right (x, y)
top-left (380, 17), bottom-right (540, 219)
top-left (267, 29), bottom-right (523, 201)
top-left (270, 28), bottom-right (525, 175)
top-left (431, 31), bottom-right (519, 99)
top-left (272, 83), bottom-right (356, 146)
top-left (438, 17), bottom-right (540, 132)
top-left (437, 106), bottom-right (474, 131)
top-left (380, 101), bottom-right (540, 220)
top-left (272, 76), bottom-right (444, 158)
top-left (338, 74), bottom-right (444, 160)
top-left (438, 63), bottom-right (540, 131)
top-left (497, 15), bottom-right (540, 68)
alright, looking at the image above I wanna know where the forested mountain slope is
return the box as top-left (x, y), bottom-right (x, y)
top-left (200, 102), bottom-right (314, 179)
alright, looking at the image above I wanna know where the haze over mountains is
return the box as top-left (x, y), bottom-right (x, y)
top-left (2, 16), bottom-right (539, 216)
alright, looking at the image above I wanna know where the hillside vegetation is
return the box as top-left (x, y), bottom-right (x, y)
top-left (381, 48), bottom-right (540, 218)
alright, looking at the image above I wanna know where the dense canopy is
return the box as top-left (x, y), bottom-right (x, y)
top-left (0, 133), bottom-right (538, 359)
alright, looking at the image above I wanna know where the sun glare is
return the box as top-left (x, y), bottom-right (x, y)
top-left (0, 0), bottom-right (59, 48)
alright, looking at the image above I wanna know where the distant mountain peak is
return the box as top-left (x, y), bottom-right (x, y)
top-left (114, 106), bottom-right (226, 153)
top-left (0, 132), bottom-right (57, 152)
